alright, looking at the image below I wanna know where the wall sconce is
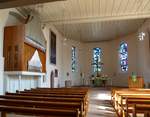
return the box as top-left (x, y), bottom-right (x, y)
top-left (138, 32), bottom-right (145, 41)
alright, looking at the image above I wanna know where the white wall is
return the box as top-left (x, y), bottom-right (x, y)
top-left (82, 20), bottom-right (150, 87)
top-left (0, 8), bottom-right (47, 93)
top-left (82, 35), bottom-right (138, 87)
top-left (1, 8), bottom-right (150, 91)
top-left (83, 41), bottom-right (114, 79)
top-left (111, 20), bottom-right (150, 87)
top-left (42, 25), bottom-right (84, 87)
top-left (110, 33), bottom-right (138, 87)
top-left (0, 8), bottom-right (84, 94)
top-left (136, 20), bottom-right (150, 87)
top-left (0, 9), bottom-right (10, 94)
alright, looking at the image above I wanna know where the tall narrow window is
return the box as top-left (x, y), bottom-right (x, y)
top-left (119, 42), bottom-right (128, 72)
top-left (92, 48), bottom-right (102, 73)
top-left (72, 46), bottom-right (76, 72)
top-left (50, 31), bottom-right (56, 65)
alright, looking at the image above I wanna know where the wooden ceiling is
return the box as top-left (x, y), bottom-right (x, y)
top-left (55, 19), bottom-right (145, 42)
top-left (0, 0), bottom-right (65, 9)
top-left (27, 0), bottom-right (150, 42)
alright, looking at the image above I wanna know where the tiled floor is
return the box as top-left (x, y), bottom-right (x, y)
top-left (87, 88), bottom-right (117, 117)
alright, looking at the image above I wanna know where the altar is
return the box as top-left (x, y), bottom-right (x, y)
top-left (91, 76), bottom-right (112, 87)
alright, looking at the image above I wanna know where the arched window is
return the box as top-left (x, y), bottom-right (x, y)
top-left (119, 42), bottom-right (128, 72)
top-left (92, 48), bottom-right (102, 73)
top-left (72, 46), bottom-right (76, 72)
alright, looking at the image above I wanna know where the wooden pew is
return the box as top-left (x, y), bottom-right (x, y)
top-left (125, 98), bottom-right (150, 117)
top-left (20, 89), bottom-right (89, 107)
top-left (26, 88), bottom-right (89, 96)
top-left (22, 88), bottom-right (89, 99)
top-left (6, 92), bottom-right (85, 98)
top-left (0, 98), bottom-right (84, 117)
top-left (132, 104), bottom-right (150, 117)
top-left (119, 94), bottom-right (150, 117)
top-left (0, 105), bottom-right (80, 117)
top-left (28, 88), bottom-right (89, 103)
top-left (26, 88), bottom-right (89, 116)
top-left (35, 87), bottom-right (89, 90)
top-left (111, 88), bottom-right (150, 108)
top-left (0, 95), bottom-right (85, 117)
top-left (4, 88), bottom-right (89, 117)
top-left (31, 88), bottom-right (89, 93)
top-left (111, 88), bottom-right (150, 117)
top-left (19, 90), bottom-right (87, 95)
top-left (6, 92), bottom-right (87, 105)
top-left (0, 95), bottom-right (84, 103)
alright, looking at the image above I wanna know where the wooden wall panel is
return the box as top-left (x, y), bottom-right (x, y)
top-left (4, 25), bottom-right (24, 71)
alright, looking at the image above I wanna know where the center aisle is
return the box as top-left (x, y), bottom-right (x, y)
top-left (87, 88), bottom-right (117, 117)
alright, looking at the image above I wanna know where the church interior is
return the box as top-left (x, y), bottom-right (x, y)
top-left (0, 0), bottom-right (150, 117)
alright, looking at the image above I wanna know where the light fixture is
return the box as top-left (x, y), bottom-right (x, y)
top-left (138, 32), bottom-right (145, 41)
top-left (62, 1), bottom-right (69, 46)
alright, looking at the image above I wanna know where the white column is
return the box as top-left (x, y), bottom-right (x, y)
top-left (0, 57), bottom-right (4, 95)
top-left (37, 75), bottom-right (43, 88)
top-left (18, 75), bottom-right (22, 91)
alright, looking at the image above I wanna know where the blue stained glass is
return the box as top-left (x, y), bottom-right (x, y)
top-left (72, 46), bottom-right (76, 72)
top-left (119, 42), bottom-right (128, 72)
top-left (92, 48), bottom-right (102, 73)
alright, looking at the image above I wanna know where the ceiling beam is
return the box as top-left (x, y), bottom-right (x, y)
top-left (44, 13), bottom-right (150, 25)
top-left (0, 0), bottom-right (65, 9)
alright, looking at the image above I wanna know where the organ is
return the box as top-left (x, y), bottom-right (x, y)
top-left (3, 25), bottom-right (46, 73)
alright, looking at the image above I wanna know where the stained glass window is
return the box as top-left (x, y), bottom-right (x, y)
top-left (72, 46), bottom-right (76, 72)
top-left (119, 42), bottom-right (128, 72)
top-left (92, 48), bottom-right (102, 73)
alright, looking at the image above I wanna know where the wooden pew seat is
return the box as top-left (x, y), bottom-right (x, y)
top-left (0, 105), bottom-right (79, 117)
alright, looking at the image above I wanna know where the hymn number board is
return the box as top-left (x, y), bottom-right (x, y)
top-left (50, 31), bottom-right (56, 65)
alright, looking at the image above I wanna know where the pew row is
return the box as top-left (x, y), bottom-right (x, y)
top-left (0, 105), bottom-right (80, 117)
top-left (1, 87), bottom-right (89, 117)
top-left (111, 88), bottom-right (150, 117)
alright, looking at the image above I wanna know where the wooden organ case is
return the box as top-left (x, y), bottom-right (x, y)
top-left (3, 25), bottom-right (46, 72)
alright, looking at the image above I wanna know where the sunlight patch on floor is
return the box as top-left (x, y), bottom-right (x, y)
top-left (97, 105), bottom-right (112, 110)
top-left (96, 93), bottom-right (111, 100)
top-left (87, 88), bottom-right (117, 117)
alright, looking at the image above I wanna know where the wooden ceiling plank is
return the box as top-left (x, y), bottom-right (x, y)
top-left (138, 0), bottom-right (145, 13)
top-left (115, 0), bottom-right (123, 15)
top-left (44, 13), bottom-right (150, 25)
top-left (142, 0), bottom-right (150, 11)
top-left (111, 0), bottom-right (115, 16)
top-left (119, 0), bottom-right (127, 15)
top-left (122, 0), bottom-right (129, 14)
top-left (140, 0), bottom-right (149, 12)
top-left (0, 0), bottom-right (65, 9)
top-left (131, 0), bottom-right (138, 13)
top-left (134, 0), bottom-right (143, 13)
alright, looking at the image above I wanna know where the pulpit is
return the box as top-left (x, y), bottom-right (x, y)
top-left (128, 76), bottom-right (144, 88)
